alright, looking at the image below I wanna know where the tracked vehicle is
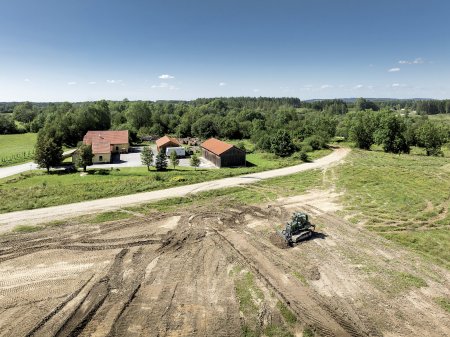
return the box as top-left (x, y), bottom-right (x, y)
top-left (278, 211), bottom-right (315, 246)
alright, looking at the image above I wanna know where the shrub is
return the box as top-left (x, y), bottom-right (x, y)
top-left (303, 135), bottom-right (326, 151)
top-left (299, 151), bottom-right (309, 162)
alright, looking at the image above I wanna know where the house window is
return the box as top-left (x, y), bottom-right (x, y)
top-left (99, 155), bottom-right (103, 161)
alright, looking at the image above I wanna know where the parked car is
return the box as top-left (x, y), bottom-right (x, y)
top-left (165, 147), bottom-right (186, 158)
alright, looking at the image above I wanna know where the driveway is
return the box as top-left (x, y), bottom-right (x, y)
top-left (0, 147), bottom-right (216, 179)
top-left (89, 146), bottom-right (145, 169)
top-left (0, 162), bottom-right (38, 179)
top-left (0, 148), bottom-right (350, 232)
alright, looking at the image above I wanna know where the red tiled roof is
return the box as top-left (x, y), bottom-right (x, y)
top-left (83, 130), bottom-right (129, 145)
top-left (200, 138), bottom-right (234, 156)
top-left (91, 141), bottom-right (111, 154)
top-left (156, 135), bottom-right (180, 147)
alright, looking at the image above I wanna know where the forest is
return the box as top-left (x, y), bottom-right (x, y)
top-left (0, 97), bottom-right (449, 159)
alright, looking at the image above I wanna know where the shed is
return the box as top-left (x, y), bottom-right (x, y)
top-left (156, 135), bottom-right (181, 152)
top-left (200, 138), bottom-right (246, 168)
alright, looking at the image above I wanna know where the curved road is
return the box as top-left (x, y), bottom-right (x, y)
top-left (0, 148), bottom-right (350, 232)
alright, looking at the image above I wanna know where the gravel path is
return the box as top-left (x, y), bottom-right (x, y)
top-left (0, 162), bottom-right (38, 179)
top-left (0, 148), bottom-right (350, 232)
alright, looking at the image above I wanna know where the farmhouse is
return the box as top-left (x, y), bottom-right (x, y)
top-left (201, 138), bottom-right (246, 168)
top-left (82, 130), bottom-right (129, 164)
top-left (156, 135), bottom-right (181, 152)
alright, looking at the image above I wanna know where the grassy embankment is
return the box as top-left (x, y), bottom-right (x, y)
top-left (334, 149), bottom-right (450, 269)
top-left (0, 133), bottom-right (37, 167)
top-left (0, 147), bottom-right (330, 213)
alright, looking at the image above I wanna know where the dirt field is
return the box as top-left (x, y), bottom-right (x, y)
top-left (0, 189), bottom-right (449, 337)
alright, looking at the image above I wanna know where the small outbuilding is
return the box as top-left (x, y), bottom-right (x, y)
top-left (156, 135), bottom-right (181, 152)
top-left (200, 138), bottom-right (246, 168)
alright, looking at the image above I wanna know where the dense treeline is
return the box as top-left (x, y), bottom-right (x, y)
top-left (1, 97), bottom-right (449, 160)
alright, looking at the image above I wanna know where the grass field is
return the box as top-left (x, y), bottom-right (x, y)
top-left (334, 149), bottom-right (450, 268)
top-left (0, 133), bottom-right (37, 167)
top-left (0, 148), bottom-right (330, 213)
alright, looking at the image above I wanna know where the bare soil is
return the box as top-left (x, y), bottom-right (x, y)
top-left (0, 189), bottom-right (449, 337)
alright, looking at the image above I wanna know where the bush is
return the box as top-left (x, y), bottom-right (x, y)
top-left (299, 151), bottom-right (309, 162)
top-left (303, 135), bottom-right (326, 151)
top-left (270, 130), bottom-right (296, 157)
top-left (300, 144), bottom-right (313, 153)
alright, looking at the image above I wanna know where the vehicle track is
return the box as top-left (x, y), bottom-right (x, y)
top-left (0, 192), bottom-right (449, 336)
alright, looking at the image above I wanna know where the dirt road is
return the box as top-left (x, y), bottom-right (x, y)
top-left (0, 148), bottom-right (349, 232)
top-left (0, 189), bottom-right (448, 336)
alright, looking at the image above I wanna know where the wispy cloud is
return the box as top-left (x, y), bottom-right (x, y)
top-left (391, 83), bottom-right (408, 88)
top-left (151, 82), bottom-right (178, 90)
top-left (398, 57), bottom-right (424, 65)
top-left (24, 78), bottom-right (31, 82)
top-left (354, 84), bottom-right (364, 89)
top-left (88, 81), bottom-right (96, 85)
top-left (320, 84), bottom-right (333, 89)
top-left (219, 82), bottom-right (227, 86)
top-left (67, 81), bottom-right (77, 85)
top-left (388, 67), bottom-right (400, 72)
top-left (253, 89), bottom-right (260, 92)
top-left (106, 79), bottom-right (122, 84)
top-left (159, 74), bottom-right (174, 79)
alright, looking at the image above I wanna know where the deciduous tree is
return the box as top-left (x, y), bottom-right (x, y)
top-left (141, 146), bottom-right (154, 171)
top-left (34, 132), bottom-right (62, 173)
top-left (169, 150), bottom-right (179, 169)
top-left (190, 153), bottom-right (200, 170)
top-left (75, 144), bottom-right (93, 172)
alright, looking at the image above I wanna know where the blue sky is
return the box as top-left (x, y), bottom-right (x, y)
top-left (1, 0), bottom-right (449, 101)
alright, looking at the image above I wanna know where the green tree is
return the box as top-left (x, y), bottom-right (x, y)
top-left (355, 98), bottom-right (379, 111)
top-left (417, 121), bottom-right (446, 156)
top-left (34, 133), bottom-right (62, 173)
top-left (12, 101), bottom-right (37, 124)
top-left (155, 150), bottom-right (168, 171)
top-left (374, 112), bottom-right (410, 154)
top-left (348, 111), bottom-right (378, 150)
top-left (169, 150), bottom-right (180, 169)
top-left (141, 146), bottom-right (154, 171)
top-left (270, 130), bottom-right (295, 157)
top-left (125, 101), bottom-right (152, 130)
top-left (190, 153), bottom-right (200, 170)
top-left (0, 114), bottom-right (17, 134)
top-left (75, 144), bottom-right (93, 172)
top-left (191, 115), bottom-right (218, 139)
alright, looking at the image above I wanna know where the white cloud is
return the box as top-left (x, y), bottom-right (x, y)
top-left (388, 67), bottom-right (400, 72)
top-left (106, 79), bottom-right (122, 84)
top-left (354, 84), bottom-right (364, 89)
top-left (151, 82), bottom-right (178, 90)
top-left (219, 82), bottom-right (227, 86)
top-left (67, 81), bottom-right (77, 85)
top-left (320, 84), bottom-right (333, 89)
top-left (159, 74), bottom-right (174, 79)
top-left (88, 81), bottom-right (96, 85)
top-left (24, 78), bottom-right (31, 82)
top-left (392, 83), bottom-right (400, 87)
top-left (399, 57), bottom-right (424, 65)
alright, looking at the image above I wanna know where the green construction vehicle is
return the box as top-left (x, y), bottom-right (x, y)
top-left (278, 211), bottom-right (315, 246)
